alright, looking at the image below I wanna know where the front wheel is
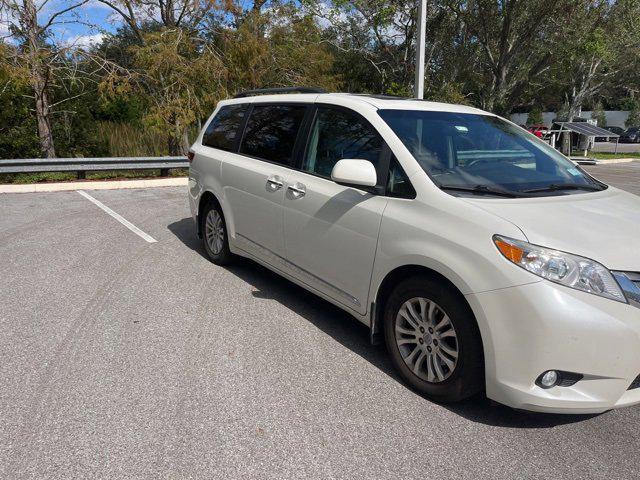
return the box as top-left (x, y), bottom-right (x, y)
top-left (383, 275), bottom-right (484, 403)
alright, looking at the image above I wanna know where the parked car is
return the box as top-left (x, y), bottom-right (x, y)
top-left (189, 89), bottom-right (640, 414)
top-left (620, 127), bottom-right (640, 143)
top-left (526, 124), bottom-right (549, 139)
top-left (595, 126), bottom-right (625, 142)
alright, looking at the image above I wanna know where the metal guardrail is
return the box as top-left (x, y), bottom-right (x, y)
top-left (0, 156), bottom-right (189, 178)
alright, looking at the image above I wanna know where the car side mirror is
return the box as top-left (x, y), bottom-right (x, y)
top-left (331, 159), bottom-right (377, 188)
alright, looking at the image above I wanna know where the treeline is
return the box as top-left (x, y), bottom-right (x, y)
top-left (1, 0), bottom-right (639, 159)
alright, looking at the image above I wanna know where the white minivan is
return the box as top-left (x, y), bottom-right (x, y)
top-left (188, 88), bottom-right (640, 414)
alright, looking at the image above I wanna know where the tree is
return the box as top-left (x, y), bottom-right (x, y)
top-left (94, 0), bottom-right (221, 41)
top-left (217, 5), bottom-right (339, 94)
top-left (591, 100), bottom-right (606, 126)
top-left (552, 1), bottom-right (610, 122)
top-left (608, 0), bottom-right (640, 104)
top-left (1, 0), bottom-right (89, 157)
top-left (627, 102), bottom-right (640, 128)
top-left (528, 104), bottom-right (544, 125)
top-left (304, 0), bottom-right (425, 94)
top-left (101, 28), bottom-right (227, 155)
top-left (3, 0), bottom-right (640, 160)
top-left (551, 0), bottom-right (640, 123)
top-left (555, 101), bottom-right (570, 122)
top-left (0, 43), bottom-right (39, 158)
top-left (548, 0), bottom-right (640, 152)
top-left (447, 0), bottom-right (575, 114)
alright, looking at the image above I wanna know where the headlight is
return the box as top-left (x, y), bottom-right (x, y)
top-left (493, 235), bottom-right (626, 302)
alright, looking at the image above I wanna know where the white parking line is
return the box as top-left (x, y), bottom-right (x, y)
top-left (77, 190), bottom-right (158, 243)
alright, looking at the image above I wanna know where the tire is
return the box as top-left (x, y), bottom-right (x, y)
top-left (383, 275), bottom-right (484, 403)
top-left (200, 200), bottom-right (234, 266)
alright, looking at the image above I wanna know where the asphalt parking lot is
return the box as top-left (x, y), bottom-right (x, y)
top-left (584, 160), bottom-right (640, 195)
top-left (1, 165), bottom-right (639, 479)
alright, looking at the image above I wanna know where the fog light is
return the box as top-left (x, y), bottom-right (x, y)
top-left (539, 370), bottom-right (559, 388)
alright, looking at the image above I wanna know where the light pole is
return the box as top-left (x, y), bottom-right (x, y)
top-left (414, 0), bottom-right (427, 99)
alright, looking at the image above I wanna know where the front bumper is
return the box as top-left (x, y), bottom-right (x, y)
top-left (466, 281), bottom-right (640, 414)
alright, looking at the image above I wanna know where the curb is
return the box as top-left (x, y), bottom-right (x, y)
top-left (571, 158), bottom-right (637, 166)
top-left (0, 177), bottom-right (188, 194)
top-left (594, 158), bottom-right (636, 165)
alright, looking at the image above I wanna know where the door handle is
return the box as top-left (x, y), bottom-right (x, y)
top-left (287, 183), bottom-right (306, 198)
top-left (266, 175), bottom-right (284, 191)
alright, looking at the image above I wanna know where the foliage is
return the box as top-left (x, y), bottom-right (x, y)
top-left (0, 44), bottom-right (39, 159)
top-left (527, 105), bottom-right (544, 125)
top-left (618, 97), bottom-right (639, 111)
top-left (591, 152), bottom-right (640, 160)
top-left (101, 28), bottom-right (227, 154)
top-left (555, 101), bottom-right (570, 122)
top-left (216, 6), bottom-right (339, 94)
top-left (95, 121), bottom-right (170, 156)
top-left (305, 0), bottom-right (421, 94)
top-left (2, 0), bottom-right (640, 162)
top-left (95, 93), bottom-right (145, 123)
top-left (0, 168), bottom-right (188, 184)
top-left (591, 101), bottom-right (606, 126)
top-left (626, 102), bottom-right (640, 128)
top-left (449, 0), bottom-right (572, 114)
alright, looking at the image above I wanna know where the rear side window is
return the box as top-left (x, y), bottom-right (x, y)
top-left (202, 104), bottom-right (247, 151)
top-left (239, 104), bottom-right (307, 165)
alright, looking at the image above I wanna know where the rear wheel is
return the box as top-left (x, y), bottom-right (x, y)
top-left (201, 200), bottom-right (234, 265)
top-left (383, 275), bottom-right (484, 402)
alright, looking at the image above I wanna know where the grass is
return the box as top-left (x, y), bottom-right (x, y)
top-left (589, 152), bottom-right (640, 160)
top-left (95, 121), bottom-right (170, 157)
top-left (0, 168), bottom-right (188, 184)
top-left (0, 120), bottom-right (194, 184)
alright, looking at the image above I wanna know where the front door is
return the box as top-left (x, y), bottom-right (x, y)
top-left (282, 106), bottom-right (389, 314)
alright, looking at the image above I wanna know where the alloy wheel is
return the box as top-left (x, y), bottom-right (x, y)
top-left (394, 297), bottom-right (459, 383)
top-left (205, 209), bottom-right (224, 255)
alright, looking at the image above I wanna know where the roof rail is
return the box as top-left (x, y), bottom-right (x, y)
top-left (234, 87), bottom-right (327, 98)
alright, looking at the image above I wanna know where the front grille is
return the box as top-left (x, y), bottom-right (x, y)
top-left (628, 374), bottom-right (640, 390)
top-left (612, 271), bottom-right (640, 308)
top-left (625, 271), bottom-right (640, 287)
top-left (558, 372), bottom-right (583, 387)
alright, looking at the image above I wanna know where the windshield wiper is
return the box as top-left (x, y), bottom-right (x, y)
top-left (439, 184), bottom-right (522, 198)
top-left (521, 183), bottom-right (605, 193)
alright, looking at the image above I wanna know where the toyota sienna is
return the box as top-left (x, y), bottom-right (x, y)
top-left (188, 88), bottom-right (640, 413)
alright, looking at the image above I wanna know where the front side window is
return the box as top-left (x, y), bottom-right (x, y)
top-left (239, 104), bottom-right (307, 165)
top-left (387, 156), bottom-right (416, 199)
top-left (202, 104), bottom-right (247, 151)
top-left (302, 107), bottom-right (383, 178)
top-left (378, 109), bottom-right (606, 197)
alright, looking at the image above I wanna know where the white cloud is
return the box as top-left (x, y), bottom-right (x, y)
top-left (305, 2), bottom-right (351, 30)
top-left (65, 32), bottom-right (105, 49)
top-left (0, 10), bottom-right (16, 40)
top-left (84, 0), bottom-right (116, 12)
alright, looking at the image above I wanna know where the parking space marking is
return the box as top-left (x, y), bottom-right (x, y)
top-left (77, 190), bottom-right (157, 243)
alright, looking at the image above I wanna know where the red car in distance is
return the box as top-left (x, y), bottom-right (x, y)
top-left (526, 124), bottom-right (550, 139)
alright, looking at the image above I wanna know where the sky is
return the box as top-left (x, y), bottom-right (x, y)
top-left (55, 1), bottom-right (116, 47)
top-left (0, 0), bottom-right (117, 47)
top-left (0, 0), bottom-right (265, 48)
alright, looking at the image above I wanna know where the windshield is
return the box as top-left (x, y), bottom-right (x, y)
top-left (378, 109), bottom-right (605, 197)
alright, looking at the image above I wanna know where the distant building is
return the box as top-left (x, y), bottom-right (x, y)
top-left (511, 111), bottom-right (630, 128)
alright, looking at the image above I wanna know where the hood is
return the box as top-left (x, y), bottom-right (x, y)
top-left (464, 187), bottom-right (640, 271)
